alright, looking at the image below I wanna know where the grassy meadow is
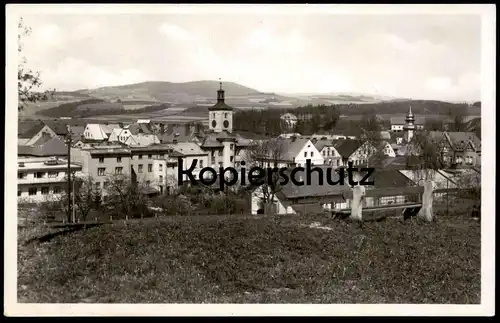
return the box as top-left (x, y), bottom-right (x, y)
top-left (18, 212), bottom-right (480, 304)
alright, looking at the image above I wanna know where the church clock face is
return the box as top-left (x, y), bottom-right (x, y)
top-left (223, 120), bottom-right (229, 128)
top-left (212, 120), bottom-right (217, 128)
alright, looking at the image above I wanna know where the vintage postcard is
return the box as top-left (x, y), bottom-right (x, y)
top-left (4, 4), bottom-right (495, 317)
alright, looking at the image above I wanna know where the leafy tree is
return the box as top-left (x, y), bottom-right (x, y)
top-left (18, 17), bottom-right (55, 111)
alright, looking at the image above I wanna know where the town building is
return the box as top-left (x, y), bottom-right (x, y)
top-left (18, 121), bottom-right (58, 146)
top-left (250, 167), bottom-right (419, 215)
top-left (313, 139), bottom-right (342, 167)
top-left (280, 112), bottom-right (298, 129)
top-left (333, 139), bottom-right (378, 166)
top-left (17, 156), bottom-right (82, 203)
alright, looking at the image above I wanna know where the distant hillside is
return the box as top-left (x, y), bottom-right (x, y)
top-left (37, 98), bottom-right (169, 118)
top-left (75, 80), bottom-right (263, 103)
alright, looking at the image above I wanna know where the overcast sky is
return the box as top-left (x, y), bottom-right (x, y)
top-left (19, 11), bottom-right (481, 101)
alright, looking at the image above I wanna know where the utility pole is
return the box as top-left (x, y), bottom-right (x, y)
top-left (66, 126), bottom-right (72, 223)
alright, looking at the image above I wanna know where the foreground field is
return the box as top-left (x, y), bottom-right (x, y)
top-left (18, 214), bottom-right (480, 303)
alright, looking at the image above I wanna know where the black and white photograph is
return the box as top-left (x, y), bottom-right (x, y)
top-left (5, 4), bottom-right (495, 316)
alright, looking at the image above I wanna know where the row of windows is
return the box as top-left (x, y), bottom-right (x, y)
top-left (97, 154), bottom-right (166, 164)
top-left (18, 171), bottom-right (64, 179)
top-left (19, 186), bottom-right (62, 196)
top-left (97, 167), bottom-right (124, 176)
top-left (303, 151), bottom-right (315, 158)
top-left (322, 149), bottom-right (335, 157)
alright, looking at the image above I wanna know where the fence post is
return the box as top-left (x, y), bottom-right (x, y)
top-left (417, 180), bottom-right (435, 222)
top-left (350, 185), bottom-right (366, 221)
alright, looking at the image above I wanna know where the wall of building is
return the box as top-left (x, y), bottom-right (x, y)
top-left (294, 140), bottom-right (324, 166)
top-left (17, 158), bottom-right (82, 203)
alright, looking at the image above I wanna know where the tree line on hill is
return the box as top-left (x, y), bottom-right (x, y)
top-left (234, 100), bottom-right (478, 137)
top-left (36, 99), bottom-right (170, 118)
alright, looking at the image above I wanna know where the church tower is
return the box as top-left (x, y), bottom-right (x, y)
top-left (403, 105), bottom-right (416, 142)
top-left (208, 80), bottom-right (233, 133)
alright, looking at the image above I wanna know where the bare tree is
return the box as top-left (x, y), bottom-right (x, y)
top-left (18, 17), bottom-right (55, 111)
top-left (246, 138), bottom-right (285, 215)
top-left (357, 113), bottom-right (384, 167)
top-left (406, 130), bottom-right (446, 181)
top-left (59, 175), bottom-right (98, 222)
top-left (105, 174), bottom-right (151, 218)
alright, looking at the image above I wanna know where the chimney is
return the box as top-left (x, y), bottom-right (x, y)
top-left (311, 138), bottom-right (318, 144)
top-left (118, 122), bottom-right (124, 128)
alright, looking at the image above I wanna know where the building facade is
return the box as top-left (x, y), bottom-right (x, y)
top-left (17, 156), bottom-right (82, 203)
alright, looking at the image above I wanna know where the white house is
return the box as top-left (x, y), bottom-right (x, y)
top-left (108, 127), bottom-right (133, 143)
top-left (313, 139), bottom-right (342, 166)
top-left (83, 124), bottom-right (109, 141)
top-left (280, 112), bottom-right (298, 129)
top-left (378, 141), bottom-right (396, 157)
top-left (258, 138), bottom-right (324, 168)
top-left (17, 156), bottom-right (82, 203)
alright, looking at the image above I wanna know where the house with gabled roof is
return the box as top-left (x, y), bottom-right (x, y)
top-left (313, 139), bottom-right (342, 167)
top-left (18, 122), bottom-right (58, 146)
top-left (83, 124), bottom-right (110, 141)
top-left (333, 139), bottom-right (378, 167)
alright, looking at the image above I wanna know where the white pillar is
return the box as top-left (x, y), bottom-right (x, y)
top-left (417, 180), bottom-right (435, 222)
top-left (350, 185), bottom-right (366, 221)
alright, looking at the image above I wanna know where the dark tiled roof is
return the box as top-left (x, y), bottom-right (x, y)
top-left (278, 166), bottom-right (351, 199)
top-left (18, 137), bottom-right (68, 157)
top-left (18, 122), bottom-right (45, 138)
top-left (390, 116), bottom-right (426, 125)
top-left (208, 102), bottom-right (233, 111)
top-left (333, 139), bottom-right (362, 158)
top-left (44, 121), bottom-right (70, 135)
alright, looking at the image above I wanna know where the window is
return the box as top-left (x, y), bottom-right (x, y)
top-left (148, 154), bottom-right (152, 159)
top-left (311, 152), bottom-right (314, 157)
top-left (117, 157), bottom-right (122, 163)
top-left (224, 113), bottom-right (228, 119)
top-left (115, 167), bottom-right (123, 175)
top-left (159, 175), bottom-right (163, 182)
top-left (41, 187), bottom-right (49, 195)
top-left (138, 155), bottom-right (143, 160)
top-left (230, 144), bottom-right (234, 150)
top-left (103, 181), bottom-right (109, 189)
top-left (99, 157), bottom-right (104, 163)
top-left (53, 186), bottom-right (61, 194)
top-left (138, 164), bottom-right (143, 173)
top-left (95, 182), bottom-right (101, 190)
top-left (218, 150), bottom-right (223, 157)
top-left (17, 191), bottom-right (21, 197)
top-left (29, 188), bottom-right (37, 196)
top-left (98, 168), bottom-right (106, 176)
top-left (159, 164), bottom-right (163, 171)
top-left (304, 152), bottom-right (307, 157)
top-left (48, 172), bottom-right (58, 178)
top-left (230, 156), bottom-right (234, 162)
top-left (323, 150), bottom-right (326, 156)
top-left (35, 172), bottom-right (45, 178)
top-left (148, 164), bottom-right (152, 172)
top-left (199, 160), bottom-right (204, 168)
top-left (211, 157), bottom-right (215, 164)
top-left (18, 173), bottom-right (26, 179)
